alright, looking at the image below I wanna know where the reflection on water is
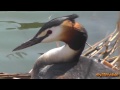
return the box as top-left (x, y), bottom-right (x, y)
top-left (6, 52), bottom-right (28, 59)
top-left (0, 21), bottom-right (44, 30)
top-left (17, 22), bottom-right (44, 30)
top-left (0, 11), bottom-right (119, 73)
top-left (6, 51), bottom-right (44, 59)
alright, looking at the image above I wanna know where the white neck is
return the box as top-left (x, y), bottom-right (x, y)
top-left (40, 44), bottom-right (80, 64)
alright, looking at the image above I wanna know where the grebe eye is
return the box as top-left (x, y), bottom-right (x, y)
top-left (47, 30), bottom-right (52, 34)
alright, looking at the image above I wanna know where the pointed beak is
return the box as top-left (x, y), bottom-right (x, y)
top-left (13, 34), bottom-right (48, 51)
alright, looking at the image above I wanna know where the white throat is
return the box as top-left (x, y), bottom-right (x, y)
top-left (40, 44), bottom-right (80, 63)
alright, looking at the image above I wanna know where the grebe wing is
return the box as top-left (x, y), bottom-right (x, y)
top-left (38, 56), bottom-right (117, 79)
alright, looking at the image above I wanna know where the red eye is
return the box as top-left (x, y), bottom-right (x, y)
top-left (47, 30), bottom-right (52, 34)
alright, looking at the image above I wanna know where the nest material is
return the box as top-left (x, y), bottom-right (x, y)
top-left (0, 72), bottom-right (31, 79)
top-left (83, 21), bottom-right (120, 71)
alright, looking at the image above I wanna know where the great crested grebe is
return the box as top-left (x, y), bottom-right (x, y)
top-left (13, 14), bottom-right (117, 79)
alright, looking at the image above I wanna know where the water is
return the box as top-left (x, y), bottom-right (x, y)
top-left (0, 11), bottom-right (119, 73)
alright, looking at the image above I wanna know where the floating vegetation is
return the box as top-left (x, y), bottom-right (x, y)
top-left (0, 21), bottom-right (45, 30)
top-left (17, 22), bottom-right (44, 30)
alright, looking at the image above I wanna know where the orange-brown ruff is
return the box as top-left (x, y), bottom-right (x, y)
top-left (61, 20), bottom-right (85, 44)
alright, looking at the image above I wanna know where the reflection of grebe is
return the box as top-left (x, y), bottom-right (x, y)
top-left (13, 14), bottom-right (116, 79)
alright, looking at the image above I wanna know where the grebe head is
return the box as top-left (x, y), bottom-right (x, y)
top-left (13, 14), bottom-right (87, 51)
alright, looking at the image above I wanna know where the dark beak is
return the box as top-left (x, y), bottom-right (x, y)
top-left (13, 34), bottom-right (48, 51)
